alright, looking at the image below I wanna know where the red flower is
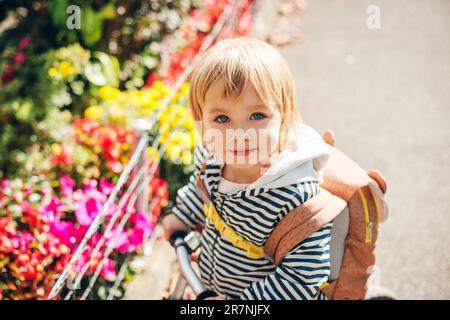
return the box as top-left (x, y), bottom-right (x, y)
top-left (1, 64), bottom-right (15, 85)
top-left (17, 37), bottom-right (30, 51)
top-left (50, 143), bottom-right (73, 167)
top-left (23, 200), bottom-right (47, 231)
top-left (13, 53), bottom-right (26, 65)
top-left (143, 73), bottom-right (159, 89)
top-left (0, 216), bottom-right (17, 235)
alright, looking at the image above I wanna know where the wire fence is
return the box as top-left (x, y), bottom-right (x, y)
top-left (48, 0), bottom-right (248, 300)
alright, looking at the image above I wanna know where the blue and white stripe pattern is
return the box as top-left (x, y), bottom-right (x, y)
top-left (172, 144), bottom-right (332, 300)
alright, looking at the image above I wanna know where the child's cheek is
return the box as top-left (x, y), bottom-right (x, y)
top-left (202, 126), bottom-right (227, 159)
top-left (256, 128), bottom-right (280, 160)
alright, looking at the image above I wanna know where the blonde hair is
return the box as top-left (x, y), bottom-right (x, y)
top-left (188, 37), bottom-right (301, 152)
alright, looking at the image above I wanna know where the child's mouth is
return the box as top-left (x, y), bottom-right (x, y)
top-left (230, 148), bottom-right (257, 156)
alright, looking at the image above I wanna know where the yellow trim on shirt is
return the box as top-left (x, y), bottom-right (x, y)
top-left (203, 201), bottom-right (264, 259)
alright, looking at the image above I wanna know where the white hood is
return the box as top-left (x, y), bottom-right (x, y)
top-left (246, 123), bottom-right (330, 190)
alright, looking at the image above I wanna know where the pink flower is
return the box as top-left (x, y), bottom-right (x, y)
top-left (105, 213), bottom-right (152, 253)
top-left (75, 198), bottom-right (100, 226)
top-left (17, 231), bottom-right (36, 248)
top-left (109, 161), bottom-right (123, 174)
top-left (1, 179), bottom-right (11, 191)
top-left (99, 178), bottom-right (114, 196)
top-left (74, 180), bottom-right (107, 226)
top-left (22, 183), bottom-right (34, 197)
top-left (132, 213), bottom-right (152, 237)
top-left (127, 230), bottom-right (143, 250)
top-left (49, 220), bottom-right (83, 249)
top-left (60, 175), bottom-right (75, 198)
top-left (41, 196), bottom-right (65, 223)
top-left (130, 213), bottom-right (152, 248)
top-left (106, 228), bottom-right (130, 254)
top-left (100, 258), bottom-right (116, 281)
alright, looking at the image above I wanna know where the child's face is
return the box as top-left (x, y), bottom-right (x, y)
top-left (201, 78), bottom-right (282, 167)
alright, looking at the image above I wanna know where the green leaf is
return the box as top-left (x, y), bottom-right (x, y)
top-left (94, 52), bottom-right (120, 88)
top-left (48, 0), bottom-right (68, 27)
top-left (84, 52), bottom-right (120, 87)
top-left (99, 3), bottom-right (116, 20)
top-left (81, 6), bottom-right (103, 46)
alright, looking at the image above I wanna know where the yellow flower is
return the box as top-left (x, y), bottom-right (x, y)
top-left (167, 144), bottom-right (182, 162)
top-left (51, 143), bottom-right (61, 155)
top-left (182, 116), bottom-right (194, 130)
top-left (180, 150), bottom-right (193, 165)
top-left (169, 130), bottom-right (193, 150)
top-left (153, 80), bottom-right (172, 97)
top-left (167, 131), bottom-right (181, 144)
top-left (149, 88), bottom-right (162, 100)
top-left (50, 180), bottom-right (60, 188)
top-left (128, 90), bottom-right (143, 107)
top-left (99, 86), bottom-right (122, 100)
top-left (158, 136), bottom-right (165, 146)
top-left (58, 61), bottom-right (75, 77)
top-left (191, 130), bottom-right (201, 145)
top-left (108, 105), bottom-right (126, 125)
top-left (140, 92), bottom-right (158, 110)
top-left (120, 155), bottom-right (129, 163)
top-left (48, 67), bottom-right (58, 77)
top-left (180, 82), bottom-right (190, 95)
top-left (84, 105), bottom-right (103, 119)
top-left (147, 146), bottom-right (160, 162)
top-left (159, 109), bottom-right (170, 124)
top-left (159, 124), bottom-right (171, 138)
top-left (140, 108), bottom-right (154, 119)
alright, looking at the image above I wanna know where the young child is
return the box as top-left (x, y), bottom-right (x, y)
top-left (162, 37), bottom-right (331, 300)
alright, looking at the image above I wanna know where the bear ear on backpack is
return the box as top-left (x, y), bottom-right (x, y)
top-left (367, 170), bottom-right (387, 194)
top-left (322, 130), bottom-right (335, 146)
top-left (367, 170), bottom-right (389, 223)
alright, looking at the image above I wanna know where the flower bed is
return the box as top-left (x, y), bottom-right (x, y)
top-left (0, 0), bottom-right (254, 299)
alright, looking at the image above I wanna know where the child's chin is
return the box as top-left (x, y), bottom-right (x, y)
top-left (224, 161), bottom-right (261, 167)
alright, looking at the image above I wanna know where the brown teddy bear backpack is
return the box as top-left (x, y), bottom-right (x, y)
top-left (195, 130), bottom-right (389, 300)
top-left (264, 130), bottom-right (389, 299)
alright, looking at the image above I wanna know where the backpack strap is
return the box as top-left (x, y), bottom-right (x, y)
top-left (264, 188), bottom-right (346, 266)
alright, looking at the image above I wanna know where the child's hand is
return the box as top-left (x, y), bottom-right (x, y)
top-left (161, 213), bottom-right (190, 241)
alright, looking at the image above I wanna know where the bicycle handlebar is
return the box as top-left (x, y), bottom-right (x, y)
top-left (169, 231), bottom-right (218, 300)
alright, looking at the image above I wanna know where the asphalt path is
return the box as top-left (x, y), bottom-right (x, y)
top-left (278, 0), bottom-right (450, 299)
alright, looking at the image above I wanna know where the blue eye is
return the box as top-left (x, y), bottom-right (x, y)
top-left (250, 112), bottom-right (266, 120)
top-left (215, 115), bottom-right (229, 123)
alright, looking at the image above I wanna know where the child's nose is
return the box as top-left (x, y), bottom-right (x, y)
top-left (231, 130), bottom-right (251, 142)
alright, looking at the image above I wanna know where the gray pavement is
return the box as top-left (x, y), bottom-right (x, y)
top-left (128, 0), bottom-right (450, 300)
top-left (277, 0), bottom-right (450, 299)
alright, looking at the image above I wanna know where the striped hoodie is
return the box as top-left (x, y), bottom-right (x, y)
top-left (172, 124), bottom-right (332, 300)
